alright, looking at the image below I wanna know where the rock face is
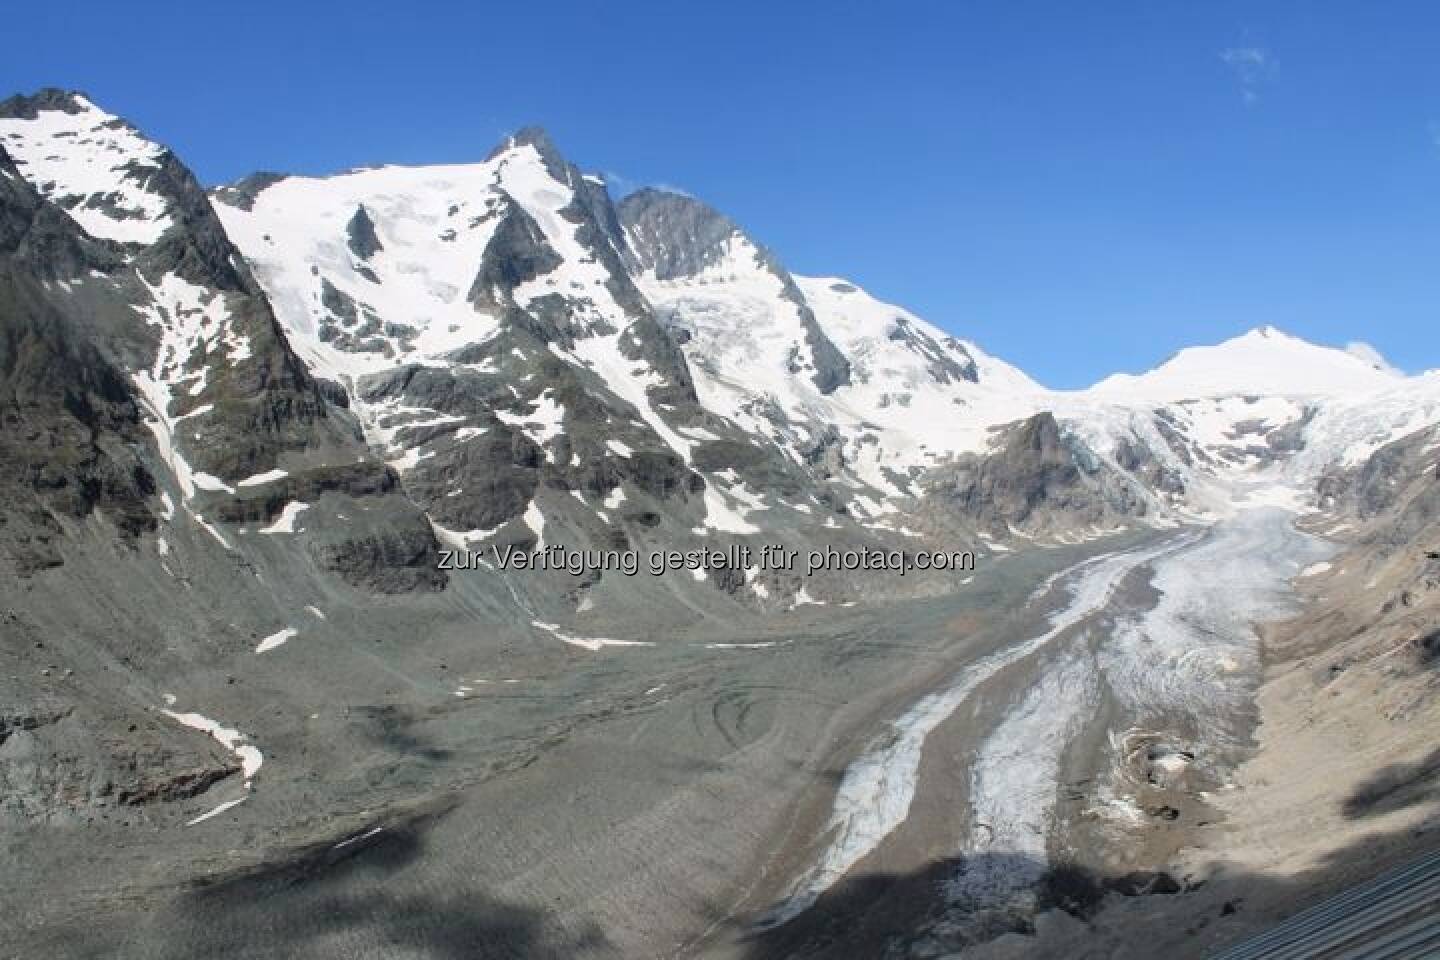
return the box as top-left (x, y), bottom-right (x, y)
top-left (0, 89), bottom-right (444, 592)
top-left (1318, 426), bottom-right (1440, 530)
top-left (0, 143), bottom-right (157, 573)
top-left (4, 88), bottom-right (1433, 606)
top-left (619, 188), bottom-right (851, 395)
top-left (619, 187), bottom-right (746, 281)
top-left (922, 412), bottom-right (1151, 538)
top-left (345, 205), bottom-right (383, 260)
top-left (1313, 424), bottom-right (1440, 597)
top-left (210, 121), bottom-right (861, 603)
top-left (0, 696), bottom-right (240, 822)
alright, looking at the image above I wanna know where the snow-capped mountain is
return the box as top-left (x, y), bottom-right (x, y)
top-left (3, 86), bottom-right (1438, 604)
top-left (618, 187), bottom-right (1048, 501)
top-left (208, 128), bottom-right (818, 565)
top-left (1087, 325), bottom-right (1402, 402)
top-left (0, 88), bottom-right (445, 592)
top-left (0, 89), bottom-right (178, 246)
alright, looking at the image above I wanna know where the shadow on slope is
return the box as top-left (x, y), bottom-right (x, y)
top-left (734, 813), bottom-right (1440, 960)
top-left (1345, 745), bottom-right (1440, 821)
top-left (34, 799), bottom-right (611, 960)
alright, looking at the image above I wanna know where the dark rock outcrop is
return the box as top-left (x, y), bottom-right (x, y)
top-left (209, 172), bottom-right (288, 212)
top-left (0, 149), bottom-right (157, 572)
top-left (345, 205), bottom-right (383, 260)
top-left (618, 188), bottom-right (850, 394)
top-left (923, 412), bottom-right (1149, 537)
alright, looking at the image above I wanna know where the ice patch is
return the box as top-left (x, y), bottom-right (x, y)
top-left (333, 826), bottom-right (385, 850)
top-left (950, 650), bottom-right (1098, 906)
top-left (791, 587), bottom-right (823, 608)
top-left (1100, 509), bottom-right (1327, 736)
top-left (702, 483), bottom-right (760, 535)
top-left (523, 501), bottom-right (546, 550)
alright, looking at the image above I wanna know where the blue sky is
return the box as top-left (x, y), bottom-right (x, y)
top-left (6, 1), bottom-right (1439, 387)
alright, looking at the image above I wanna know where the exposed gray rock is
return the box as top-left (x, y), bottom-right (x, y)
top-left (0, 150), bottom-right (157, 574)
top-left (923, 412), bottom-right (1149, 537)
top-left (345, 204), bottom-right (383, 260)
top-left (0, 643), bottom-right (241, 825)
top-left (1113, 434), bottom-right (1186, 496)
top-left (304, 492), bottom-right (446, 593)
top-left (617, 187), bottom-right (742, 281)
top-left (0, 87), bottom-right (88, 119)
top-left (209, 172), bottom-right (288, 212)
top-left (885, 315), bottom-right (979, 385)
top-left (0, 93), bottom-right (444, 595)
top-left (1318, 424), bottom-right (1440, 547)
top-left (467, 195), bottom-right (564, 313)
top-left (618, 187), bottom-right (850, 394)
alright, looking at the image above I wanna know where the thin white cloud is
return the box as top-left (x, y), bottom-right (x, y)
top-left (1345, 341), bottom-right (1402, 376)
top-left (1220, 45), bottom-right (1273, 103)
top-left (601, 170), bottom-right (638, 196)
top-left (601, 170), bottom-right (693, 199)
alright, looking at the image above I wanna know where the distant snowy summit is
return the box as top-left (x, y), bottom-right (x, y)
top-left (1086, 326), bottom-right (1403, 402)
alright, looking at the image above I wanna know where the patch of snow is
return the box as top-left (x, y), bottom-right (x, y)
top-left (161, 707), bottom-right (263, 784)
top-left (258, 501), bottom-right (310, 534)
top-left (236, 468), bottom-right (289, 487)
top-left (531, 620), bottom-right (654, 652)
top-left (256, 627), bottom-right (298, 653)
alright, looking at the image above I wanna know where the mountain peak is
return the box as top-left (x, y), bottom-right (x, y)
top-left (0, 89), bottom-right (180, 246)
top-left (1239, 324), bottom-right (1296, 342)
top-left (486, 125), bottom-right (569, 176)
top-left (1087, 326), bottom-right (1403, 402)
top-left (508, 124), bottom-right (558, 150)
top-left (0, 88), bottom-right (93, 120)
top-left (617, 188), bottom-right (743, 281)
